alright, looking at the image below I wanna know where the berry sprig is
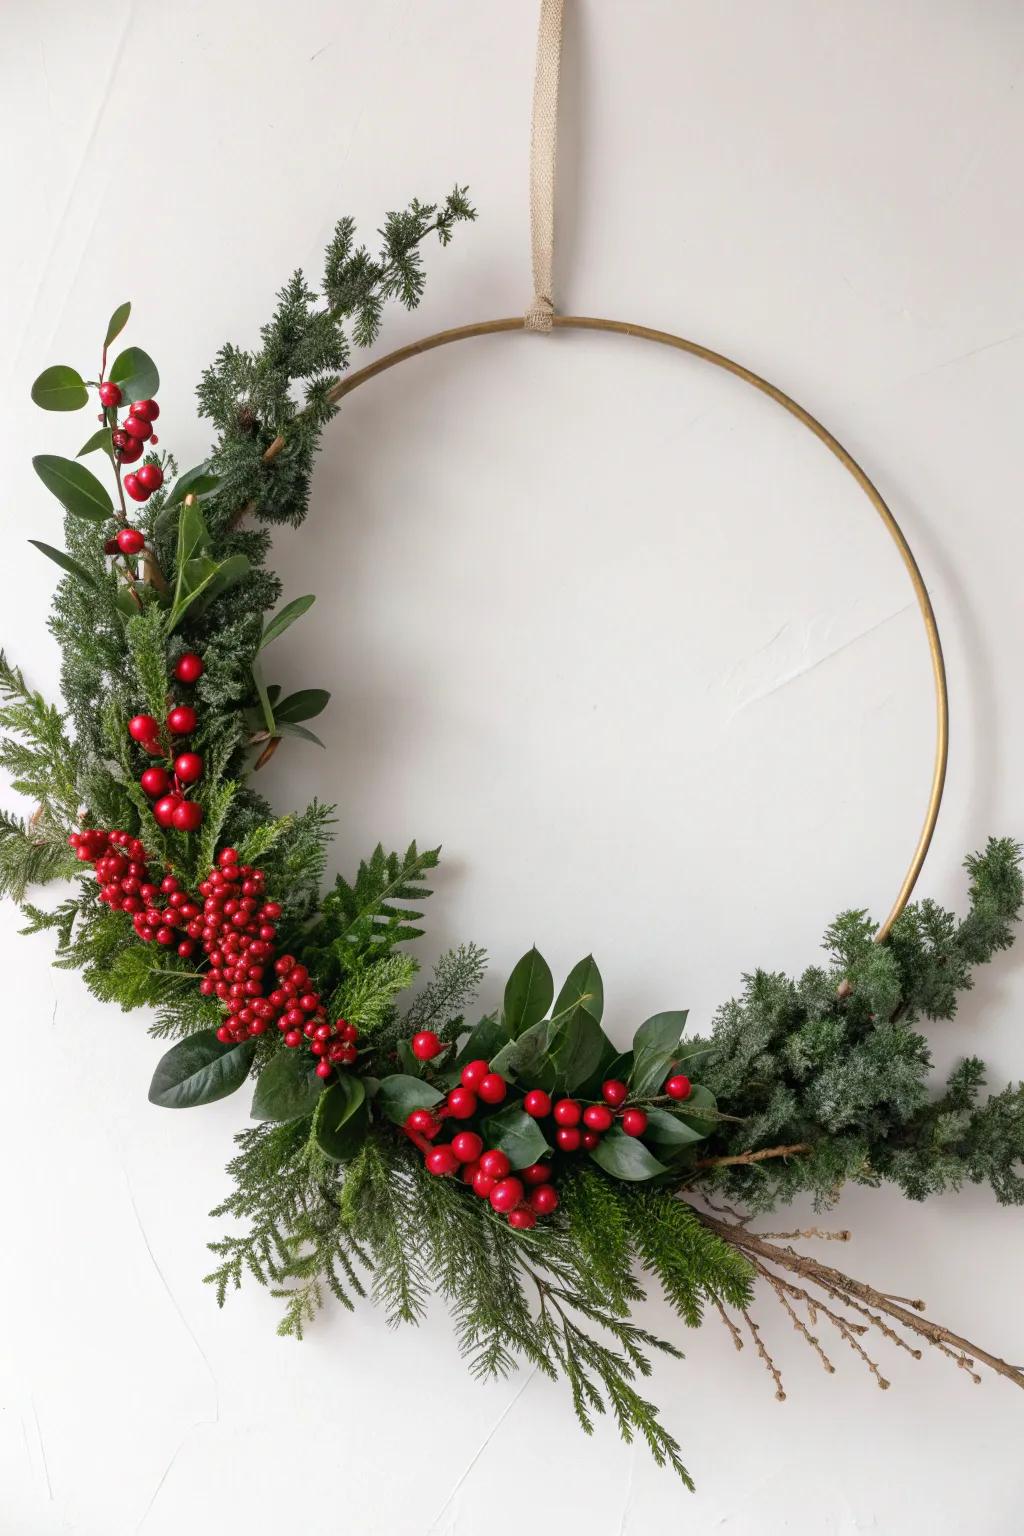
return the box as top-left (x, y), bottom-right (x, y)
top-left (127, 651), bottom-right (207, 832)
top-left (404, 1104), bottom-right (559, 1231)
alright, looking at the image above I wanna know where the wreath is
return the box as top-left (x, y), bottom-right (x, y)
top-left (5, 189), bottom-right (1023, 1490)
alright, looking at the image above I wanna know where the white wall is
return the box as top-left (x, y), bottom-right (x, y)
top-left (2, 2), bottom-right (1023, 1530)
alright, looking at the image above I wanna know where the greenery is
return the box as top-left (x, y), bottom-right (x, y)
top-left (4, 195), bottom-right (1022, 1490)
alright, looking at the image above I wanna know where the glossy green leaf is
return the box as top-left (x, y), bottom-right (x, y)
top-left (250, 660), bottom-right (276, 734)
top-left (630, 1010), bottom-right (689, 1098)
top-left (550, 1007), bottom-right (615, 1094)
top-left (642, 1105), bottom-right (710, 1147)
top-left (259, 594), bottom-right (315, 650)
top-left (315, 1076), bottom-right (368, 1161)
top-left (453, 1013), bottom-right (511, 1069)
top-left (479, 1105), bottom-right (551, 1168)
top-left (104, 301), bottom-right (131, 349)
top-left (32, 454), bottom-right (113, 523)
top-left (375, 1073), bottom-right (444, 1125)
top-left (503, 947), bottom-right (554, 1036)
top-left (164, 461), bottom-right (221, 506)
top-left (396, 1040), bottom-right (422, 1076)
top-left (673, 1083), bottom-right (720, 1137)
top-left (31, 365), bottom-right (88, 412)
top-left (250, 1048), bottom-right (324, 1122)
top-left (274, 688), bottom-right (330, 724)
top-left (28, 539), bottom-right (100, 591)
top-left (553, 955), bottom-right (604, 1024)
top-left (588, 1126), bottom-right (668, 1182)
top-left (108, 346), bottom-right (159, 404)
top-left (274, 720), bottom-right (325, 748)
top-left (77, 427), bottom-right (113, 460)
top-left (490, 1017), bottom-right (557, 1091)
top-left (148, 1029), bottom-right (256, 1109)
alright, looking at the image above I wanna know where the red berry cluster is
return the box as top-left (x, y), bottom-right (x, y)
top-left (521, 1079), bottom-right (650, 1150)
top-left (128, 653), bottom-right (206, 833)
top-left (405, 1111), bottom-right (559, 1231)
top-left (99, 389), bottom-right (163, 496)
top-left (68, 827), bottom-right (203, 958)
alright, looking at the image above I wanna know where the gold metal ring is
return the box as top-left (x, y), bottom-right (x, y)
top-left (329, 316), bottom-right (948, 942)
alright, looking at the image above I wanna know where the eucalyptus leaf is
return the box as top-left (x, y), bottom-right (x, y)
top-left (588, 1126), bottom-right (668, 1182)
top-left (503, 947), bottom-right (554, 1036)
top-left (631, 1010), bottom-right (689, 1098)
top-left (479, 1105), bottom-right (551, 1168)
top-left (251, 1048), bottom-right (324, 1122)
top-left (315, 1076), bottom-right (368, 1161)
top-left (260, 594), bottom-right (315, 650)
top-left (32, 454), bottom-right (113, 523)
top-left (553, 954), bottom-right (604, 1024)
top-left (31, 365), bottom-right (88, 412)
top-left (28, 540), bottom-right (100, 591)
top-left (108, 345), bottom-right (159, 404)
top-left (104, 301), bottom-right (132, 348)
top-left (376, 1073), bottom-right (444, 1125)
top-left (148, 1029), bottom-right (255, 1109)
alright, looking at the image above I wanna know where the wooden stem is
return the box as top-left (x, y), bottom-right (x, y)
top-left (695, 1142), bottom-right (811, 1170)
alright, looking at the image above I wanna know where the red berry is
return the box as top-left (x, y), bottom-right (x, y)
top-left (173, 752), bottom-right (203, 784)
top-left (131, 398), bottom-right (160, 422)
top-left (406, 1108), bottom-right (438, 1136)
top-left (459, 1058), bottom-right (490, 1090)
top-left (123, 413), bottom-right (152, 441)
top-left (472, 1169), bottom-right (496, 1199)
top-left (166, 705), bottom-right (197, 734)
top-left (583, 1103), bottom-right (613, 1132)
top-left (140, 767), bottom-right (170, 798)
top-left (621, 1109), bottom-right (648, 1137)
top-left (478, 1149), bottom-right (510, 1180)
top-left (315, 1060), bottom-right (333, 1079)
top-left (171, 801), bottom-right (203, 832)
top-left (528, 1184), bottom-right (559, 1214)
top-left (116, 527), bottom-right (145, 554)
top-left (283, 1030), bottom-right (302, 1048)
top-left (115, 435), bottom-right (144, 463)
top-left (174, 652), bottom-right (204, 684)
top-left (136, 462), bottom-right (164, 492)
top-left (152, 794), bottom-right (182, 828)
top-left (98, 381), bottom-right (122, 407)
top-left (129, 714), bottom-right (159, 744)
top-left (123, 473), bottom-right (148, 502)
top-left (521, 1162), bottom-right (551, 1186)
top-left (461, 1160), bottom-right (481, 1186)
top-left (451, 1131), bottom-right (484, 1164)
top-left (478, 1073), bottom-right (506, 1105)
top-left (411, 1030), bottom-right (442, 1061)
top-left (601, 1079), bottom-right (629, 1106)
top-left (556, 1127), bottom-right (582, 1151)
top-left (488, 1177), bottom-right (524, 1213)
top-left (581, 1131), bottom-right (599, 1150)
top-left (446, 1087), bottom-right (478, 1120)
top-left (508, 1208), bottom-right (537, 1230)
top-left (426, 1146), bottom-right (459, 1177)
top-left (664, 1074), bottom-right (692, 1101)
top-left (553, 1099), bottom-right (581, 1126)
top-left (523, 1089), bottom-right (552, 1118)
top-left (218, 848), bottom-right (239, 865)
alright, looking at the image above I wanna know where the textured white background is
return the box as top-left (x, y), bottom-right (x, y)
top-left (2, 2), bottom-right (1023, 1531)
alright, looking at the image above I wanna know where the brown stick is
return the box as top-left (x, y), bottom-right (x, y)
top-left (695, 1142), bottom-right (811, 1170)
top-left (698, 1211), bottom-right (1024, 1391)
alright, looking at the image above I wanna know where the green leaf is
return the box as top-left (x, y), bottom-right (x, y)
top-left (31, 365), bottom-right (88, 412)
top-left (168, 496), bottom-right (249, 629)
top-left (274, 688), bottom-right (330, 724)
top-left (490, 1017), bottom-right (557, 1091)
top-left (642, 1105), bottom-right (711, 1148)
top-left (674, 1083), bottom-right (720, 1138)
top-left (250, 660), bottom-right (276, 734)
top-left (108, 346), bottom-right (159, 404)
top-left (32, 454), bottom-right (113, 524)
top-left (148, 1029), bottom-right (256, 1109)
top-left (503, 947), bottom-right (554, 1036)
top-left (315, 1076), bottom-right (368, 1161)
top-left (396, 1040), bottom-right (423, 1076)
top-left (77, 427), bottom-right (113, 460)
top-left (259, 595), bottom-right (316, 650)
top-left (375, 1073), bottom-right (444, 1125)
top-left (251, 1048), bottom-right (324, 1122)
top-left (274, 720), bottom-right (325, 748)
top-left (453, 1013), bottom-right (512, 1069)
top-left (104, 301), bottom-right (131, 349)
top-left (588, 1126), bottom-right (668, 1182)
top-left (479, 1104), bottom-right (551, 1168)
top-left (550, 1007), bottom-right (615, 1094)
top-left (164, 461), bottom-right (221, 506)
top-left (28, 539), bottom-right (100, 591)
top-left (631, 1010), bottom-right (689, 1098)
top-left (553, 955), bottom-right (604, 1024)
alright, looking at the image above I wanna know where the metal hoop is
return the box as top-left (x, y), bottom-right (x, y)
top-left (329, 316), bottom-right (948, 942)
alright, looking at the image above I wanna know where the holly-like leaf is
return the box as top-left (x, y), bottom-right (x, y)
top-left (77, 427), bottom-right (113, 460)
top-left (274, 688), bottom-right (330, 723)
top-left (108, 346), bottom-right (159, 404)
top-left (315, 1075), bottom-right (368, 1161)
top-left (553, 955), bottom-right (604, 1024)
top-left (479, 1104), bottom-right (551, 1168)
top-left (642, 1105), bottom-right (710, 1148)
top-left (259, 595), bottom-right (316, 650)
top-left (104, 301), bottom-right (131, 349)
top-left (376, 1073), bottom-right (444, 1125)
top-left (503, 947), bottom-right (554, 1036)
top-left (630, 1010), bottom-right (689, 1098)
top-left (31, 365), bottom-right (88, 412)
top-left (588, 1126), bottom-right (668, 1182)
top-left (454, 1013), bottom-right (511, 1069)
top-left (550, 1007), bottom-right (616, 1094)
top-left (251, 1048), bottom-right (324, 1122)
top-left (28, 539), bottom-right (100, 591)
top-left (148, 1029), bottom-right (256, 1109)
top-left (32, 454), bottom-right (113, 523)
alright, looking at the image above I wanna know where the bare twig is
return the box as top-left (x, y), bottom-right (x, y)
top-left (695, 1142), bottom-right (811, 1170)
